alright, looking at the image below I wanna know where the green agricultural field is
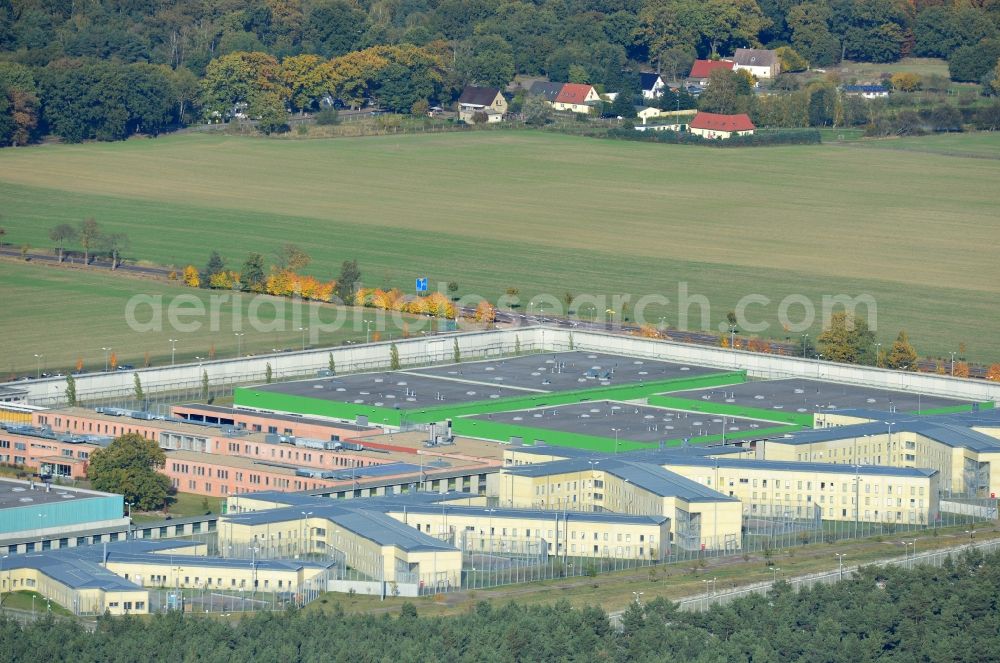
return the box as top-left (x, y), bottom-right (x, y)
top-left (0, 131), bottom-right (998, 364)
top-left (837, 57), bottom-right (952, 78)
top-left (0, 261), bottom-right (429, 376)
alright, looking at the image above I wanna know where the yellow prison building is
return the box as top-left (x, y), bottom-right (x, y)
top-left (762, 409), bottom-right (1000, 498)
top-left (499, 457), bottom-right (744, 552)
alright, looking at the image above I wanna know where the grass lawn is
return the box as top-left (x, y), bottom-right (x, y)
top-left (0, 260), bottom-right (434, 376)
top-left (131, 492), bottom-right (224, 524)
top-left (0, 590), bottom-right (75, 616)
top-left (838, 57), bottom-right (951, 78)
top-left (0, 131), bottom-right (997, 362)
top-left (848, 132), bottom-right (1000, 159)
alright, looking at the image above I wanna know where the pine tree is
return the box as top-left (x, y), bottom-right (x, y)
top-left (453, 339), bottom-right (461, 363)
top-left (265, 362), bottom-right (273, 383)
top-left (133, 373), bottom-right (144, 402)
top-left (390, 343), bottom-right (400, 370)
top-left (328, 353), bottom-right (336, 373)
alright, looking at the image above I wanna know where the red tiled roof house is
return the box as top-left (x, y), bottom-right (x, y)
top-left (552, 83), bottom-right (601, 113)
top-left (689, 112), bottom-right (755, 139)
top-left (688, 60), bottom-right (734, 86)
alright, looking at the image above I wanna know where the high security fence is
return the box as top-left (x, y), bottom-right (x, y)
top-left (674, 538), bottom-right (1000, 613)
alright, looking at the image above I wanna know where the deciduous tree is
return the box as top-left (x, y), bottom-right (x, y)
top-left (87, 433), bottom-right (170, 511)
top-left (79, 218), bottom-right (100, 265)
top-left (48, 223), bottom-right (77, 262)
top-left (816, 312), bottom-right (875, 364)
top-left (886, 330), bottom-right (918, 370)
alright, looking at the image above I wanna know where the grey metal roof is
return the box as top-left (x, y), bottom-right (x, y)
top-left (390, 503), bottom-right (667, 526)
top-left (776, 413), bottom-right (1000, 452)
top-left (733, 48), bottom-right (778, 67)
top-left (504, 457), bottom-right (737, 502)
top-left (607, 461), bottom-right (738, 502)
top-left (663, 457), bottom-right (937, 478)
top-left (528, 81), bottom-right (563, 101)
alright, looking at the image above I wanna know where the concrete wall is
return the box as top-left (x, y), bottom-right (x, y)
top-left (19, 326), bottom-right (998, 407)
top-left (20, 328), bottom-right (544, 406)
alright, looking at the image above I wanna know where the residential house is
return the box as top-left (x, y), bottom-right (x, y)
top-left (457, 85), bottom-right (507, 124)
top-left (732, 48), bottom-right (780, 79)
top-left (689, 112), bottom-right (755, 139)
top-left (688, 59), bottom-right (735, 87)
top-left (842, 85), bottom-right (889, 99)
top-left (636, 106), bottom-right (664, 125)
top-left (639, 72), bottom-right (666, 99)
top-left (552, 83), bottom-right (601, 113)
top-left (528, 81), bottom-right (564, 103)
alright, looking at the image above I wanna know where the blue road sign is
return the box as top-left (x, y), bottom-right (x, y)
top-left (415, 277), bottom-right (428, 292)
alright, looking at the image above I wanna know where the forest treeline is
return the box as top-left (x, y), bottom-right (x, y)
top-left (2, 0), bottom-right (999, 144)
top-left (3, 547), bottom-right (1000, 662)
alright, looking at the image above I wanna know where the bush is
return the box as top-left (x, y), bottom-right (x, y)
top-left (315, 108), bottom-right (340, 125)
top-left (606, 127), bottom-right (821, 147)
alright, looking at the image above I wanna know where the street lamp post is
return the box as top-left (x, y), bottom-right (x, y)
top-left (102, 347), bottom-right (112, 372)
top-left (771, 567), bottom-right (781, 584)
top-left (632, 591), bottom-right (644, 606)
top-left (169, 339), bottom-right (178, 366)
top-left (950, 352), bottom-right (957, 376)
top-left (365, 320), bottom-right (374, 344)
top-left (37, 512), bottom-right (46, 552)
top-left (300, 511), bottom-right (313, 557)
top-left (612, 428), bottom-right (620, 455)
top-left (835, 553), bottom-right (847, 580)
top-left (33, 353), bottom-right (44, 379)
top-left (801, 334), bottom-right (808, 358)
top-left (298, 327), bottom-right (308, 351)
top-left (902, 540), bottom-right (915, 568)
top-left (234, 332), bottom-right (245, 358)
top-left (875, 342), bottom-right (882, 367)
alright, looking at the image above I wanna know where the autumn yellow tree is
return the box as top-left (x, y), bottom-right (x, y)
top-left (886, 330), bottom-right (918, 370)
top-left (182, 265), bottom-right (200, 287)
top-left (109, 351), bottom-right (118, 370)
top-left (637, 324), bottom-right (660, 339)
top-left (475, 300), bottom-right (497, 325)
top-left (280, 54), bottom-right (336, 112)
top-left (201, 51), bottom-right (289, 118)
top-left (986, 364), bottom-right (1000, 382)
top-left (954, 362), bottom-right (970, 378)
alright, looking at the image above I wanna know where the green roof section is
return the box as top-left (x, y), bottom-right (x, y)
top-left (234, 371), bottom-right (748, 427)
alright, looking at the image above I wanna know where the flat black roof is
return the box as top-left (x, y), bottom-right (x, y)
top-left (666, 378), bottom-right (971, 415)
top-left (408, 351), bottom-right (719, 392)
top-left (252, 371), bottom-right (538, 408)
top-left (0, 479), bottom-right (105, 510)
top-left (251, 352), bottom-right (721, 411)
top-left (472, 401), bottom-right (780, 443)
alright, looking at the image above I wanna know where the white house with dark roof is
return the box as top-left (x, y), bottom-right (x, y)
top-left (639, 72), bottom-right (666, 99)
top-left (732, 48), bottom-right (780, 79)
top-left (457, 85), bottom-right (507, 124)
